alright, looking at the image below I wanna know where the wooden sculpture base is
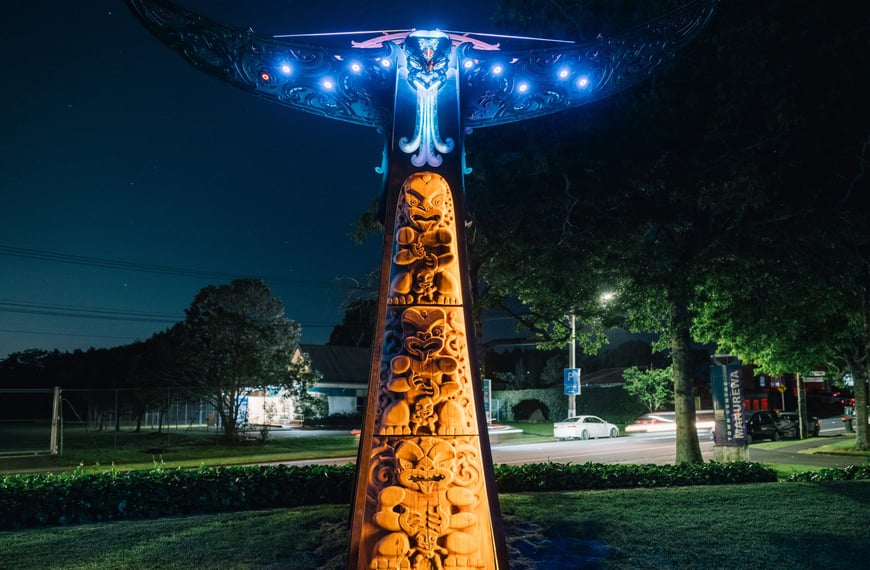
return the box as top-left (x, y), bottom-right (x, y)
top-left (347, 172), bottom-right (506, 569)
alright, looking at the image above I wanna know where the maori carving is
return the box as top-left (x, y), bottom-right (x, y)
top-left (128, 0), bottom-right (717, 131)
top-left (389, 173), bottom-right (460, 306)
top-left (398, 31), bottom-right (456, 167)
top-left (369, 436), bottom-right (487, 570)
top-left (362, 172), bottom-right (491, 568)
top-left (378, 307), bottom-right (471, 436)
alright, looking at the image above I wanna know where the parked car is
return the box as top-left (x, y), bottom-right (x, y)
top-left (777, 411), bottom-right (821, 437)
top-left (624, 410), bottom-right (715, 435)
top-left (553, 415), bottom-right (619, 440)
top-left (744, 410), bottom-right (787, 443)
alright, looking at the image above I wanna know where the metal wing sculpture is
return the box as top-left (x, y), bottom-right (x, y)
top-left (127, 0), bottom-right (716, 130)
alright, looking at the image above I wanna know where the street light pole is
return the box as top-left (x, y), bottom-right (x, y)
top-left (568, 314), bottom-right (577, 418)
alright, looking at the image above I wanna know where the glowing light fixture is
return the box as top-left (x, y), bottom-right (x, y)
top-left (280, 63), bottom-right (292, 75)
top-left (517, 81), bottom-right (529, 93)
top-left (558, 68), bottom-right (570, 79)
top-left (491, 64), bottom-right (503, 76)
top-left (576, 75), bottom-right (590, 89)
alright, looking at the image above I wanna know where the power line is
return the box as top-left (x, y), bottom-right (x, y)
top-left (0, 244), bottom-right (374, 291)
top-left (0, 301), bottom-right (180, 324)
top-left (0, 329), bottom-right (143, 341)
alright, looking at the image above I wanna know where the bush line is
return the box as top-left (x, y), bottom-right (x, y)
top-left (2, 461), bottom-right (867, 529)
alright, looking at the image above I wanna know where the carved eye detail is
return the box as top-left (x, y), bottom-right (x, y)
top-left (431, 326), bottom-right (444, 337)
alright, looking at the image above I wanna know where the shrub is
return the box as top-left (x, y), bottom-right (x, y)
top-left (784, 464), bottom-right (870, 482)
top-left (493, 461), bottom-right (777, 492)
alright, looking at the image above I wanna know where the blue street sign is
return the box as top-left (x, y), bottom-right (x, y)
top-left (564, 368), bottom-right (581, 395)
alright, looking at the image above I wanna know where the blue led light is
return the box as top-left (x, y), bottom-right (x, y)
top-left (492, 64), bottom-right (503, 76)
top-left (576, 75), bottom-right (590, 89)
top-left (380, 58), bottom-right (392, 68)
top-left (350, 62), bottom-right (362, 73)
top-left (322, 79), bottom-right (335, 90)
top-left (517, 81), bottom-right (529, 93)
top-left (558, 68), bottom-right (570, 80)
top-left (462, 59), bottom-right (475, 70)
top-left (280, 63), bottom-right (292, 75)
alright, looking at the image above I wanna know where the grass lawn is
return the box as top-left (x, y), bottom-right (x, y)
top-left (3, 422), bottom-right (870, 567)
top-left (0, 424), bottom-right (361, 473)
top-left (1, 481), bottom-right (868, 569)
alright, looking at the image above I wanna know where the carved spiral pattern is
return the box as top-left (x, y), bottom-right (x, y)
top-left (129, 0), bottom-right (716, 130)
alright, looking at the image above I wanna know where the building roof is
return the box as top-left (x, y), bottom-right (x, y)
top-left (300, 344), bottom-right (371, 386)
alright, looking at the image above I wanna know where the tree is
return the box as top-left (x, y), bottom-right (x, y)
top-left (467, 0), bottom-right (870, 463)
top-left (623, 365), bottom-right (674, 413)
top-left (328, 297), bottom-right (377, 348)
top-left (177, 279), bottom-right (319, 441)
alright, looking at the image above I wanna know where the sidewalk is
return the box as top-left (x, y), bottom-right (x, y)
top-left (748, 434), bottom-right (868, 468)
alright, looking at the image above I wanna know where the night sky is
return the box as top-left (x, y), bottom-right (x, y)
top-left (0, 0), bottom-right (499, 359)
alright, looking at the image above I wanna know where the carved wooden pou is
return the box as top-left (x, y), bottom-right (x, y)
top-left (347, 31), bottom-right (508, 569)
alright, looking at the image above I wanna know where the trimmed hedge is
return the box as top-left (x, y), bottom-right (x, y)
top-left (493, 461), bottom-right (777, 492)
top-left (0, 463), bottom-right (355, 529)
top-left (5, 460), bottom-right (868, 530)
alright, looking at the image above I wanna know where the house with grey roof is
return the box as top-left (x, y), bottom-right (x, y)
top-left (301, 344), bottom-right (370, 415)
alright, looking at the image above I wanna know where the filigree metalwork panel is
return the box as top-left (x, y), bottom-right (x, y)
top-left (457, 0), bottom-right (717, 127)
top-left (128, 0), bottom-right (716, 131)
top-left (128, 0), bottom-right (395, 127)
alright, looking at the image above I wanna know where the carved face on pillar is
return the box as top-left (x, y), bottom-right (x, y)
top-left (402, 173), bottom-right (449, 232)
top-left (390, 173), bottom-right (460, 305)
top-left (404, 30), bottom-right (452, 88)
top-left (395, 438), bottom-right (455, 493)
top-left (402, 307), bottom-right (445, 358)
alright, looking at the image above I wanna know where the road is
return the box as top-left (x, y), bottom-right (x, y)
top-left (270, 416), bottom-right (860, 468)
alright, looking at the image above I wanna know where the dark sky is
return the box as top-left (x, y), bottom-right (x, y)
top-left (0, 0), bottom-right (498, 358)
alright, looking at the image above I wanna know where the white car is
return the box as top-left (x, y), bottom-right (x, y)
top-left (553, 415), bottom-right (619, 440)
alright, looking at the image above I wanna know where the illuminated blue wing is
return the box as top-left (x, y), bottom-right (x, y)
top-left (458, 0), bottom-right (718, 128)
top-left (127, 0), bottom-right (397, 128)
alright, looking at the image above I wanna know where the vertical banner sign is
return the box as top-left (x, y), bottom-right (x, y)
top-left (483, 378), bottom-right (492, 423)
top-left (710, 359), bottom-right (747, 445)
top-left (564, 368), bottom-right (581, 395)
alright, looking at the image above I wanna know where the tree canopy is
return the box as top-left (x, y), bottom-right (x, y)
top-left (175, 279), bottom-right (319, 440)
top-left (466, 0), bottom-right (870, 459)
